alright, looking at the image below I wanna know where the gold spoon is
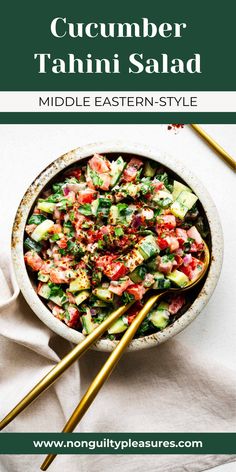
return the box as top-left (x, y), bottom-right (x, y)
top-left (40, 242), bottom-right (210, 470)
top-left (190, 124), bottom-right (236, 171)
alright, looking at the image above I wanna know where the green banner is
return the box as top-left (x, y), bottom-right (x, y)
top-left (0, 433), bottom-right (235, 455)
top-left (1, 0), bottom-right (236, 92)
top-left (0, 112), bottom-right (236, 124)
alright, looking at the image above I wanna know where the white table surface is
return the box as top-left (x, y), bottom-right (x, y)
top-left (0, 124), bottom-right (235, 472)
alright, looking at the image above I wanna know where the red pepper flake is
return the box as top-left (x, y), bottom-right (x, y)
top-left (167, 124), bottom-right (184, 132)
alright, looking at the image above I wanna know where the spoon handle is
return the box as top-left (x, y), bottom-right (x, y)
top-left (190, 124), bottom-right (236, 171)
top-left (40, 292), bottom-right (162, 471)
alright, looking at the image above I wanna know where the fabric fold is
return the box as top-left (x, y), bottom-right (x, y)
top-left (0, 255), bottom-right (235, 472)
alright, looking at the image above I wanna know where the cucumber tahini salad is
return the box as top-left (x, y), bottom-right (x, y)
top-left (24, 154), bottom-right (208, 338)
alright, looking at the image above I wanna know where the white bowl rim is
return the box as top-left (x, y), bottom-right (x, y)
top-left (11, 141), bottom-right (223, 352)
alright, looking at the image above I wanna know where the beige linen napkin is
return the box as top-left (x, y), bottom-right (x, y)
top-left (0, 253), bottom-right (235, 472)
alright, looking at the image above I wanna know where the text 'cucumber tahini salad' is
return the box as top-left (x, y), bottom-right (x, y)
top-left (24, 153), bottom-right (208, 339)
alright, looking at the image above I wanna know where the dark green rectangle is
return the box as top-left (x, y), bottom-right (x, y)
top-left (0, 432), bottom-right (235, 455)
top-left (0, 0), bottom-right (236, 91)
top-left (0, 113), bottom-right (236, 124)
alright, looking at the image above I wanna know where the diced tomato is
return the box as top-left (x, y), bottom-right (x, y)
top-left (25, 224), bottom-right (37, 236)
top-left (180, 257), bottom-right (205, 280)
top-left (64, 306), bottom-right (80, 328)
top-left (157, 236), bottom-right (170, 250)
top-left (52, 305), bottom-right (65, 319)
top-left (67, 292), bottom-right (76, 304)
top-left (123, 165), bottom-right (138, 182)
top-left (122, 158), bottom-right (143, 182)
top-left (190, 258), bottom-right (205, 280)
top-left (24, 251), bottom-right (43, 271)
top-left (89, 153), bottom-right (111, 174)
top-left (49, 268), bottom-right (68, 284)
top-left (168, 295), bottom-right (185, 315)
top-left (169, 236), bottom-right (179, 253)
top-left (87, 178), bottom-right (95, 190)
top-left (129, 158), bottom-right (143, 169)
top-left (180, 264), bottom-right (192, 279)
top-left (187, 226), bottom-right (203, 245)
top-left (95, 254), bottom-right (117, 271)
top-left (99, 173), bottom-right (111, 190)
top-left (104, 262), bottom-right (128, 281)
top-left (176, 228), bottom-right (188, 245)
top-left (109, 277), bottom-right (132, 296)
top-left (127, 302), bottom-right (143, 324)
top-left (53, 208), bottom-right (63, 221)
top-left (159, 215), bottom-right (176, 230)
top-left (55, 255), bottom-right (74, 269)
top-left (174, 255), bottom-right (183, 268)
top-left (57, 237), bottom-right (68, 249)
top-left (65, 168), bottom-right (82, 180)
top-left (41, 260), bottom-right (54, 274)
top-left (153, 180), bottom-right (164, 192)
top-left (127, 314), bottom-right (137, 324)
top-left (48, 224), bottom-right (62, 234)
top-left (126, 283), bottom-right (146, 301)
top-left (99, 225), bottom-right (112, 235)
top-left (157, 257), bottom-right (173, 274)
top-left (157, 234), bottom-right (179, 253)
top-left (77, 189), bottom-right (96, 204)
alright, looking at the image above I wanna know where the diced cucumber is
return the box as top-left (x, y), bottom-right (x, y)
top-left (81, 311), bottom-right (96, 335)
top-left (149, 308), bottom-right (169, 329)
top-left (31, 219), bottom-right (54, 242)
top-left (28, 214), bottom-right (46, 225)
top-left (91, 198), bottom-right (99, 216)
top-left (86, 165), bottom-right (95, 185)
top-left (170, 201), bottom-right (188, 219)
top-left (108, 205), bottom-right (119, 225)
top-left (153, 190), bottom-right (173, 203)
top-left (69, 268), bottom-right (91, 292)
top-left (177, 190), bottom-right (198, 208)
top-left (152, 273), bottom-right (171, 290)
top-left (93, 287), bottom-right (114, 303)
top-left (129, 265), bottom-right (147, 283)
top-left (86, 165), bottom-right (104, 188)
top-left (122, 183), bottom-right (140, 198)
top-left (170, 191), bottom-right (198, 219)
top-left (50, 292), bottom-right (68, 307)
top-left (110, 156), bottom-right (126, 187)
top-left (38, 283), bottom-right (51, 300)
top-left (147, 257), bottom-right (159, 271)
top-left (122, 248), bottom-right (144, 272)
top-left (92, 299), bottom-right (110, 308)
top-left (38, 283), bottom-right (67, 306)
top-left (24, 237), bottom-right (42, 253)
top-left (125, 205), bottom-right (136, 224)
top-left (152, 270), bottom-right (164, 280)
top-left (97, 198), bottom-right (112, 217)
top-left (74, 290), bottom-right (90, 306)
top-left (167, 270), bottom-right (189, 287)
top-left (172, 180), bottom-right (192, 200)
top-left (37, 201), bottom-right (56, 213)
top-left (137, 235), bottom-right (160, 260)
top-left (144, 161), bottom-right (156, 177)
top-left (108, 317), bottom-right (128, 334)
top-left (38, 272), bottom-right (50, 283)
top-left (91, 198), bottom-right (112, 217)
top-left (158, 301), bottom-right (170, 311)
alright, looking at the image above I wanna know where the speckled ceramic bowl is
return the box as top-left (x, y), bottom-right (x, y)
top-left (11, 142), bottom-right (223, 352)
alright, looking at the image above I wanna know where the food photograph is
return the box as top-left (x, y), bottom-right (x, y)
top-left (0, 124), bottom-right (235, 472)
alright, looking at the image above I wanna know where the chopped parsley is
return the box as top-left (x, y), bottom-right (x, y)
top-left (78, 204), bottom-right (93, 216)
